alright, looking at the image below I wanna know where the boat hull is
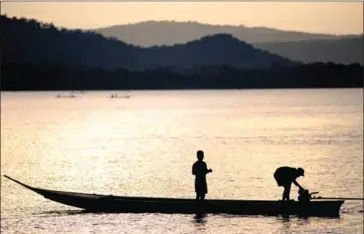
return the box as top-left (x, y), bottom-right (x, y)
top-left (39, 189), bottom-right (344, 217)
top-left (4, 175), bottom-right (344, 217)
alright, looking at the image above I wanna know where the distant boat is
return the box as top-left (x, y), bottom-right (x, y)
top-left (56, 94), bottom-right (77, 98)
top-left (4, 175), bottom-right (344, 217)
top-left (109, 94), bottom-right (130, 99)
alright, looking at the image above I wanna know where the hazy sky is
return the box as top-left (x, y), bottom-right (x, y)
top-left (2, 2), bottom-right (363, 35)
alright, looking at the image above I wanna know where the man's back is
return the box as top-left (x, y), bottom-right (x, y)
top-left (274, 166), bottom-right (297, 181)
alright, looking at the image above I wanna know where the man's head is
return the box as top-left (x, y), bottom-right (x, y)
top-left (197, 150), bottom-right (204, 161)
top-left (297, 167), bottom-right (305, 177)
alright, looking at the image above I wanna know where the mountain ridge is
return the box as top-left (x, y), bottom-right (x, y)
top-left (94, 20), bottom-right (360, 46)
top-left (254, 36), bottom-right (363, 65)
top-left (94, 20), bottom-right (363, 64)
top-left (1, 15), bottom-right (296, 71)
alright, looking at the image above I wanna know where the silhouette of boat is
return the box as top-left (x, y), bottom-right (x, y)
top-left (56, 94), bottom-right (77, 98)
top-left (109, 94), bottom-right (130, 99)
top-left (4, 175), bottom-right (344, 217)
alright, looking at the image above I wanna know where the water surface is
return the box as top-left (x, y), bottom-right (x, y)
top-left (1, 89), bottom-right (363, 233)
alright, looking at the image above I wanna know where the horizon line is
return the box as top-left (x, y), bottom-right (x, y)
top-left (2, 14), bottom-right (362, 37)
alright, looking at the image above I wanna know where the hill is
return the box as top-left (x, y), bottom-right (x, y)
top-left (1, 15), bottom-right (295, 71)
top-left (94, 20), bottom-right (347, 46)
top-left (254, 37), bottom-right (363, 65)
top-left (94, 21), bottom-right (363, 64)
top-left (2, 62), bottom-right (362, 91)
top-left (2, 15), bottom-right (362, 91)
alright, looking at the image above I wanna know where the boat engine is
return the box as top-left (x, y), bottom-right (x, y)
top-left (298, 189), bottom-right (312, 202)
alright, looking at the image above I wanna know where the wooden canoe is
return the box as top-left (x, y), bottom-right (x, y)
top-left (4, 175), bottom-right (344, 217)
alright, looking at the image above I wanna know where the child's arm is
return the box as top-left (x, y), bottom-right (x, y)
top-left (205, 163), bottom-right (213, 173)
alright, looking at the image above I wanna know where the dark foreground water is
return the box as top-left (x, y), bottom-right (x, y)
top-left (1, 89), bottom-right (363, 233)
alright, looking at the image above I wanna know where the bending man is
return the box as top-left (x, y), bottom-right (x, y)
top-left (274, 166), bottom-right (305, 201)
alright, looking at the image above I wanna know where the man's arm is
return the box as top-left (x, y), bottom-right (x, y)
top-left (192, 164), bottom-right (196, 175)
top-left (293, 180), bottom-right (303, 190)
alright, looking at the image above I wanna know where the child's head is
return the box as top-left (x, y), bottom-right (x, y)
top-left (197, 150), bottom-right (204, 161)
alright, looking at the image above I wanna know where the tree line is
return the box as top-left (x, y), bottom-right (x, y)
top-left (2, 62), bottom-right (362, 91)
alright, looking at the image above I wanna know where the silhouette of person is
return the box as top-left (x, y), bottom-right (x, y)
top-left (274, 167), bottom-right (305, 201)
top-left (192, 150), bottom-right (212, 201)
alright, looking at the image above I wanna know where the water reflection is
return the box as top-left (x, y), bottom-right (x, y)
top-left (278, 215), bottom-right (291, 223)
top-left (32, 210), bottom-right (86, 218)
top-left (278, 216), bottom-right (292, 231)
top-left (193, 213), bottom-right (207, 224)
top-left (1, 89), bottom-right (363, 233)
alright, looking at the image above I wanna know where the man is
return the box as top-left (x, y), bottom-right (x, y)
top-left (192, 150), bottom-right (213, 201)
top-left (274, 166), bottom-right (305, 201)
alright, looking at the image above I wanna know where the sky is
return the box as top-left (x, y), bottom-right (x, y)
top-left (1, 2), bottom-right (363, 35)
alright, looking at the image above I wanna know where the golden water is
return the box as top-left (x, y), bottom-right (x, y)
top-left (1, 89), bottom-right (363, 233)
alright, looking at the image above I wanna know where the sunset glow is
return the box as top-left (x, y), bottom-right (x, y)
top-left (2, 2), bottom-right (363, 34)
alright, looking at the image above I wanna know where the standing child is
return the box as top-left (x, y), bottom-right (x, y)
top-left (192, 150), bottom-right (213, 201)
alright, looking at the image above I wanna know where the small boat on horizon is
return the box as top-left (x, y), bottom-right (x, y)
top-left (109, 93), bottom-right (131, 99)
top-left (56, 94), bottom-right (77, 98)
top-left (3, 175), bottom-right (346, 217)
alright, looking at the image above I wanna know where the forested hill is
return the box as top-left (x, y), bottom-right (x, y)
top-left (2, 62), bottom-right (362, 90)
top-left (2, 15), bottom-right (362, 91)
top-left (1, 15), bottom-right (139, 70)
top-left (1, 15), bottom-right (295, 70)
top-left (94, 21), bottom-right (363, 65)
top-left (94, 20), bottom-right (347, 46)
top-left (254, 37), bottom-right (363, 65)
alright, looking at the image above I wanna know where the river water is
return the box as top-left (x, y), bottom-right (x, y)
top-left (1, 89), bottom-right (363, 233)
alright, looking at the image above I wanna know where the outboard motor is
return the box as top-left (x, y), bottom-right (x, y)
top-left (298, 189), bottom-right (312, 202)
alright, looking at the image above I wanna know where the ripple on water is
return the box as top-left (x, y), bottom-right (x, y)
top-left (1, 89), bottom-right (363, 233)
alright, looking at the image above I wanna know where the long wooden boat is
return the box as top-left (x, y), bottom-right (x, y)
top-left (4, 175), bottom-right (344, 217)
